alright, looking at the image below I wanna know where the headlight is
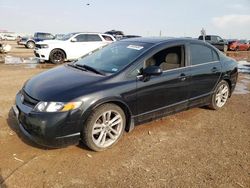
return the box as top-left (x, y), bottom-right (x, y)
top-left (34, 101), bottom-right (82, 112)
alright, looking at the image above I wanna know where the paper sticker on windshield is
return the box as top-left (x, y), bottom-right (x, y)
top-left (112, 68), bottom-right (118, 72)
top-left (127, 45), bottom-right (144, 50)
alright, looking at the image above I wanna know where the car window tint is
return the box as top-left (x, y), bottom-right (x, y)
top-left (205, 36), bottom-right (211, 40)
top-left (37, 33), bottom-right (46, 39)
top-left (217, 36), bottom-right (222, 41)
top-left (75, 34), bottom-right (87, 42)
top-left (101, 35), bottom-right (114, 41)
top-left (211, 36), bottom-right (218, 42)
top-left (47, 34), bottom-right (54, 39)
top-left (86, 34), bottom-right (102, 42)
top-left (144, 45), bottom-right (184, 71)
top-left (190, 44), bottom-right (214, 65)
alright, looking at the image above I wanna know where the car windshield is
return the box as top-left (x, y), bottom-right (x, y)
top-left (74, 41), bottom-right (152, 74)
top-left (60, 33), bottom-right (75, 41)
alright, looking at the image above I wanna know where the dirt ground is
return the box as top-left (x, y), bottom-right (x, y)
top-left (0, 41), bottom-right (249, 188)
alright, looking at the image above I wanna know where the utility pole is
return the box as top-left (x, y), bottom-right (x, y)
top-left (201, 28), bottom-right (206, 42)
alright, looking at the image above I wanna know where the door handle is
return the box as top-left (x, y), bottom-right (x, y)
top-left (178, 73), bottom-right (186, 81)
top-left (211, 67), bottom-right (218, 72)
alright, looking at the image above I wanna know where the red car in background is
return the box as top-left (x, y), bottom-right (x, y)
top-left (228, 40), bottom-right (250, 51)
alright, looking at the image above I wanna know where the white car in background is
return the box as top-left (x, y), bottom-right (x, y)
top-left (34, 32), bottom-right (116, 64)
top-left (1, 34), bottom-right (17, 41)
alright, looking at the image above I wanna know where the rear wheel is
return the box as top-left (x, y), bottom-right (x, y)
top-left (82, 104), bottom-right (126, 151)
top-left (49, 49), bottom-right (65, 64)
top-left (26, 41), bottom-right (35, 49)
top-left (209, 80), bottom-right (230, 110)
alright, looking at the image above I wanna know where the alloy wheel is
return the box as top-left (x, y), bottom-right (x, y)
top-left (52, 51), bottom-right (64, 63)
top-left (92, 110), bottom-right (123, 148)
top-left (215, 84), bottom-right (229, 108)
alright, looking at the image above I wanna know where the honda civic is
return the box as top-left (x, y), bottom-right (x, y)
top-left (13, 37), bottom-right (238, 151)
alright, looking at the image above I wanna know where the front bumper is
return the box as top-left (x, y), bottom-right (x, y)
top-left (34, 48), bottom-right (50, 61)
top-left (14, 91), bottom-right (82, 148)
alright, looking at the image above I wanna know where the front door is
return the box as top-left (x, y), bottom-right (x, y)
top-left (135, 45), bottom-right (190, 122)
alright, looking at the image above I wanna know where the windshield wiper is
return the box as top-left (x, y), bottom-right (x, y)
top-left (75, 64), bottom-right (105, 76)
top-left (68, 63), bottom-right (86, 71)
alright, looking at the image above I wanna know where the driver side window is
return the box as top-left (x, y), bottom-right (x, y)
top-left (128, 45), bottom-right (185, 77)
top-left (144, 45), bottom-right (184, 71)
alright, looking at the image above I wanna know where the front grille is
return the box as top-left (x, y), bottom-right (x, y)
top-left (21, 90), bottom-right (39, 107)
top-left (34, 52), bottom-right (40, 58)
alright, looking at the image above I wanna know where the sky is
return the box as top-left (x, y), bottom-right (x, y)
top-left (0, 0), bottom-right (250, 39)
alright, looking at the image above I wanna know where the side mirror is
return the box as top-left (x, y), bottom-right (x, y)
top-left (71, 38), bottom-right (77, 42)
top-left (143, 66), bottom-right (162, 76)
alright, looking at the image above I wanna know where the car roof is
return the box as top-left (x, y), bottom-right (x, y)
top-left (119, 37), bottom-right (204, 45)
top-left (199, 35), bottom-right (221, 37)
top-left (72, 32), bottom-right (111, 35)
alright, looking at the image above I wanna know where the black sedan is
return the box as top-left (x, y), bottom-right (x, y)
top-left (13, 38), bottom-right (238, 151)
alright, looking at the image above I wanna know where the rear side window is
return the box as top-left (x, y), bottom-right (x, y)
top-left (205, 36), bottom-right (211, 40)
top-left (101, 35), bottom-right (114, 41)
top-left (211, 36), bottom-right (219, 42)
top-left (75, 34), bottom-right (87, 42)
top-left (190, 44), bottom-right (218, 65)
top-left (46, 34), bottom-right (54, 39)
top-left (75, 34), bottom-right (102, 42)
top-left (86, 34), bottom-right (102, 42)
top-left (37, 33), bottom-right (46, 39)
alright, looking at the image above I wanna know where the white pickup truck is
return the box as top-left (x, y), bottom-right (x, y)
top-left (34, 32), bottom-right (116, 64)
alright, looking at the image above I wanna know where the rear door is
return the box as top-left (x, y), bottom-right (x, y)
top-left (188, 43), bottom-right (222, 106)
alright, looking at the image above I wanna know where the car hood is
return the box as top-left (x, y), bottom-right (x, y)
top-left (23, 65), bottom-right (105, 102)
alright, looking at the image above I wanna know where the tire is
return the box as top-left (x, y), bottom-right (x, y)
top-left (82, 103), bottom-right (126, 151)
top-left (49, 49), bottom-right (65, 64)
top-left (26, 41), bottom-right (35, 49)
top-left (209, 80), bottom-right (230, 110)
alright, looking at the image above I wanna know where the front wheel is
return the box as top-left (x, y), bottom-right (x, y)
top-left (26, 41), bottom-right (35, 49)
top-left (49, 49), bottom-right (65, 64)
top-left (209, 80), bottom-right (230, 110)
top-left (82, 104), bottom-right (126, 151)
